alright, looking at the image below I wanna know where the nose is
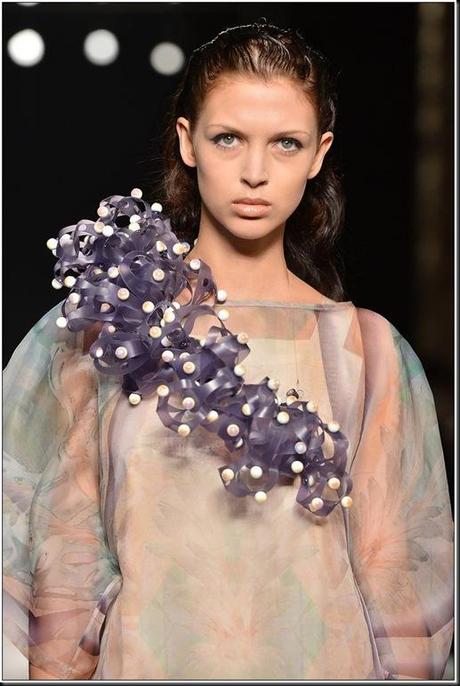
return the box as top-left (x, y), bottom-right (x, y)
top-left (240, 145), bottom-right (269, 187)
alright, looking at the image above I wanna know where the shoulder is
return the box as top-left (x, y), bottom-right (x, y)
top-left (355, 306), bottom-right (401, 348)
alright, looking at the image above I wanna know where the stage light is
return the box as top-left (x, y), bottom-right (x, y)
top-left (150, 42), bottom-right (184, 76)
top-left (18, 3), bottom-right (39, 5)
top-left (7, 28), bottom-right (44, 67)
top-left (83, 29), bottom-right (119, 66)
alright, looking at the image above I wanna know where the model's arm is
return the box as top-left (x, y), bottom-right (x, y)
top-left (346, 310), bottom-right (454, 680)
top-left (3, 308), bottom-right (121, 680)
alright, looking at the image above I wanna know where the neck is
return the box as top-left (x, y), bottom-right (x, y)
top-left (184, 206), bottom-right (293, 301)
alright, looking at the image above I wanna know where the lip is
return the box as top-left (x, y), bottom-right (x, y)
top-left (233, 198), bottom-right (271, 205)
top-left (232, 202), bottom-right (272, 218)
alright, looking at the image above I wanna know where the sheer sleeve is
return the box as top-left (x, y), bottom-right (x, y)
top-left (2, 303), bottom-right (122, 679)
top-left (345, 308), bottom-right (454, 680)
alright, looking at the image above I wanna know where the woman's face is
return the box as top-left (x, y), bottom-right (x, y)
top-left (176, 74), bottom-right (334, 241)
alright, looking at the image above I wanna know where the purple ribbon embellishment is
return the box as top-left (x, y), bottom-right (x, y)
top-left (49, 189), bottom-right (353, 515)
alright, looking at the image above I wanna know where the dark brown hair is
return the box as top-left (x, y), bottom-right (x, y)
top-left (152, 18), bottom-right (347, 301)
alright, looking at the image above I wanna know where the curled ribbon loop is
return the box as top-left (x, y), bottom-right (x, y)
top-left (50, 190), bottom-right (353, 515)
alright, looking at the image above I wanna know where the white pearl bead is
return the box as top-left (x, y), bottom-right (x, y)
top-left (107, 325), bottom-right (116, 334)
top-left (221, 468), bottom-right (235, 482)
top-left (151, 202), bottom-right (163, 212)
top-left (164, 308), bottom-right (176, 323)
top-left (291, 460), bottom-right (304, 474)
top-left (97, 205), bottom-right (109, 217)
top-left (129, 222), bottom-right (140, 232)
top-left (206, 410), bottom-right (219, 422)
top-left (189, 258), bottom-right (201, 270)
top-left (294, 441), bottom-right (307, 454)
top-left (117, 288), bottom-right (130, 300)
top-left (179, 352), bottom-right (190, 359)
top-left (177, 423), bottom-right (190, 437)
top-left (129, 393), bottom-right (141, 405)
top-left (217, 308), bottom-right (229, 321)
top-left (100, 303), bottom-right (111, 313)
top-left (130, 187), bottom-right (142, 199)
top-left (250, 465), bottom-right (263, 479)
top-left (130, 214), bottom-right (141, 223)
top-left (217, 289), bottom-right (227, 302)
top-left (107, 266), bottom-right (119, 278)
top-left (241, 403), bottom-right (252, 416)
top-left (68, 292), bottom-right (81, 304)
top-left (95, 347), bottom-right (104, 358)
top-left (161, 350), bottom-right (174, 362)
top-left (234, 364), bottom-right (246, 377)
top-left (56, 316), bottom-right (68, 328)
top-left (267, 378), bottom-right (280, 391)
top-left (149, 326), bottom-right (162, 338)
top-left (59, 234), bottom-right (72, 246)
top-left (172, 242), bottom-right (183, 255)
top-left (115, 346), bottom-right (128, 359)
top-left (157, 384), bottom-right (170, 397)
top-left (160, 318), bottom-right (165, 327)
top-left (254, 491), bottom-right (267, 504)
top-left (311, 497), bottom-right (324, 511)
top-left (161, 336), bottom-right (172, 347)
top-left (235, 437), bottom-right (243, 448)
top-left (46, 238), bottom-right (58, 250)
top-left (93, 267), bottom-right (103, 275)
top-left (94, 221), bottom-right (105, 233)
top-left (182, 396), bottom-right (195, 410)
top-left (183, 360), bottom-right (196, 374)
top-left (155, 241), bottom-right (166, 253)
top-left (102, 225), bottom-right (114, 237)
top-left (328, 477), bottom-right (341, 490)
top-left (172, 301), bottom-right (181, 309)
top-left (328, 421), bottom-right (340, 433)
top-left (277, 411), bottom-right (290, 424)
top-left (237, 332), bottom-right (249, 345)
top-left (286, 395), bottom-right (297, 406)
top-left (308, 475), bottom-right (316, 486)
top-left (152, 268), bottom-right (165, 281)
top-left (226, 423), bottom-right (240, 437)
top-left (341, 496), bottom-right (353, 508)
top-left (306, 400), bottom-right (317, 413)
top-left (142, 301), bottom-right (155, 314)
top-left (51, 278), bottom-right (63, 290)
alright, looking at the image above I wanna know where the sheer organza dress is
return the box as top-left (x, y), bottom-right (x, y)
top-left (3, 295), bottom-right (454, 679)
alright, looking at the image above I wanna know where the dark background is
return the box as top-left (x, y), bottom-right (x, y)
top-left (2, 5), bottom-right (454, 499)
top-left (1, 1), bottom-right (455, 674)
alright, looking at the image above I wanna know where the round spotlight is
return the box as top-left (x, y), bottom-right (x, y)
top-left (83, 29), bottom-right (119, 66)
top-left (150, 42), bottom-right (184, 76)
top-left (7, 28), bottom-right (45, 66)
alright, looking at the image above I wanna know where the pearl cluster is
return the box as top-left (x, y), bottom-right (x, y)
top-left (49, 189), bottom-right (353, 516)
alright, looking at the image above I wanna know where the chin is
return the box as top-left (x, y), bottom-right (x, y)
top-left (223, 211), bottom-right (281, 234)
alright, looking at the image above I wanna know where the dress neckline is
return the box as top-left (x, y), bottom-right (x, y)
top-left (223, 299), bottom-right (354, 310)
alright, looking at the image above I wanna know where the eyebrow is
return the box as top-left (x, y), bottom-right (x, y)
top-left (207, 124), bottom-right (311, 138)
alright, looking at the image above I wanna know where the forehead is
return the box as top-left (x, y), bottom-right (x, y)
top-left (200, 75), bottom-right (316, 126)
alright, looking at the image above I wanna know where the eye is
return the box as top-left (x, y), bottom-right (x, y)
top-left (212, 133), bottom-right (239, 150)
top-left (278, 138), bottom-right (302, 153)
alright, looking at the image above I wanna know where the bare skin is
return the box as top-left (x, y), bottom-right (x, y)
top-left (175, 73), bottom-right (335, 305)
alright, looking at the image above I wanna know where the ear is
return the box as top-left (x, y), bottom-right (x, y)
top-left (176, 116), bottom-right (197, 168)
top-left (307, 132), bottom-right (334, 180)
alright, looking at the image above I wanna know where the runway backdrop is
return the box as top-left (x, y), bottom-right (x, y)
top-left (2, 2), bottom-right (454, 503)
